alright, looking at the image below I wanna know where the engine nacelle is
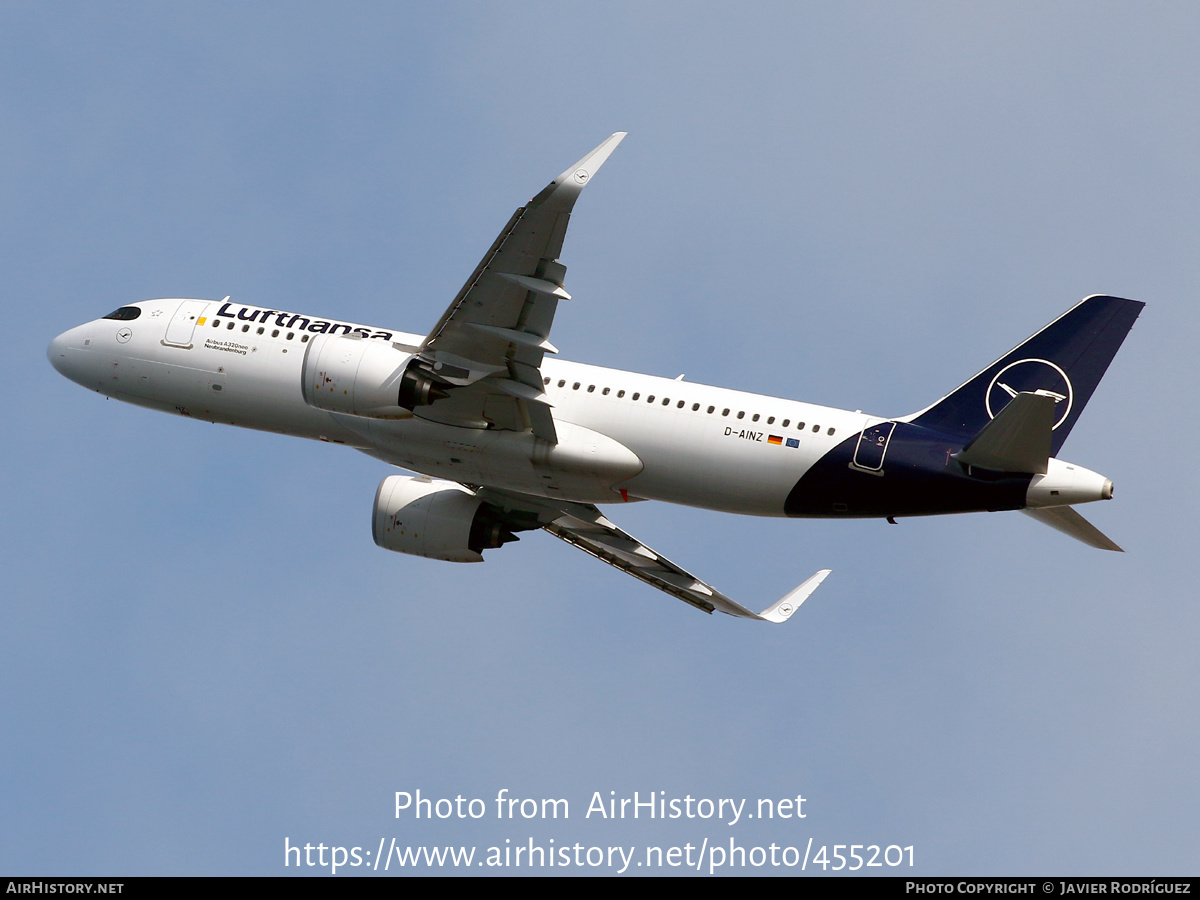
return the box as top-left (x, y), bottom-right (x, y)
top-left (302, 334), bottom-right (449, 418)
top-left (372, 475), bottom-right (524, 563)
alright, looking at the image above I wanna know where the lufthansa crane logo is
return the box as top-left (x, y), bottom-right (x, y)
top-left (985, 358), bottom-right (1073, 429)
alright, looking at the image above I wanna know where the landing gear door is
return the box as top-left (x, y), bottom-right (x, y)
top-left (162, 300), bottom-right (209, 349)
top-left (853, 421), bottom-right (896, 473)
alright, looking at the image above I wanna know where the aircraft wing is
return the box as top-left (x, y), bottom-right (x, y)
top-left (410, 133), bottom-right (627, 443)
top-left (475, 488), bottom-right (830, 622)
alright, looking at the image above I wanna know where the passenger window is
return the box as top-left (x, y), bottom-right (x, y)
top-left (827, 427), bottom-right (836, 436)
top-left (602, 387), bottom-right (610, 395)
top-left (737, 411), bottom-right (745, 419)
top-left (632, 393), bottom-right (640, 400)
top-left (618, 390), bottom-right (625, 398)
top-left (572, 382), bottom-right (580, 390)
top-left (707, 406), bottom-right (715, 414)
top-left (287, 332), bottom-right (294, 340)
top-left (752, 413), bottom-right (760, 422)
top-left (257, 327), bottom-right (264, 335)
top-left (662, 398), bottom-right (670, 406)
top-left (227, 322), bottom-right (234, 330)
top-left (797, 422), bottom-right (805, 430)
top-left (767, 416), bottom-right (775, 424)
top-left (272, 329), bottom-right (280, 337)
top-left (544, 377), bottom-right (550, 385)
top-left (647, 395), bottom-right (655, 403)
top-left (692, 403), bottom-right (699, 411)
top-left (722, 408), bottom-right (730, 416)
top-left (812, 424), bottom-right (819, 432)
top-left (301, 335), bottom-right (309, 343)
top-left (212, 320), bottom-right (220, 328)
top-left (782, 419), bottom-right (790, 427)
top-left (242, 324), bottom-right (249, 332)
top-left (587, 385), bottom-right (595, 392)
top-left (558, 379), bottom-right (566, 388)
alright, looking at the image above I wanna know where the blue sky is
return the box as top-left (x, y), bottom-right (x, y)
top-left (4, 2), bottom-right (1198, 875)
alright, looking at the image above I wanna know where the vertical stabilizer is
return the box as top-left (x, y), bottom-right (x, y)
top-left (910, 295), bottom-right (1144, 454)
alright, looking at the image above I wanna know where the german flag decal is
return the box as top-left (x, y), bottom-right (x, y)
top-left (767, 435), bottom-right (783, 445)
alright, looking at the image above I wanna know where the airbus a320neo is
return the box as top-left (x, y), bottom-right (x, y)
top-left (49, 134), bottom-right (1143, 622)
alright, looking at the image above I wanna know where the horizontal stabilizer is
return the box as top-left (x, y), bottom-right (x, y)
top-left (1022, 506), bottom-right (1123, 551)
top-left (955, 391), bottom-right (1054, 474)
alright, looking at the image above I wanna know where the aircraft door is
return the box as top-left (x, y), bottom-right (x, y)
top-left (162, 300), bottom-right (209, 349)
top-left (853, 421), bottom-right (896, 472)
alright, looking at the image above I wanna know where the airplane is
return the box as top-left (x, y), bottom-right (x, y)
top-left (47, 133), bottom-right (1144, 623)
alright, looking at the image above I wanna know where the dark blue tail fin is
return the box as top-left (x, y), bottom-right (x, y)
top-left (910, 295), bottom-right (1144, 455)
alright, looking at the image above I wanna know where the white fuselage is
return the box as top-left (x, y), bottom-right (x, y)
top-left (49, 298), bottom-right (871, 516)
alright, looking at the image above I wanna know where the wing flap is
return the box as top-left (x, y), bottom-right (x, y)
top-left (544, 517), bottom-right (722, 614)
top-left (471, 487), bottom-right (831, 622)
top-left (544, 509), bottom-right (828, 622)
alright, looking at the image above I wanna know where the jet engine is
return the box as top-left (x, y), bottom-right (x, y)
top-left (301, 334), bottom-right (449, 418)
top-left (372, 475), bottom-right (535, 563)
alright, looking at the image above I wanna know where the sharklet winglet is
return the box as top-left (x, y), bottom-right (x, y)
top-left (754, 569), bottom-right (832, 623)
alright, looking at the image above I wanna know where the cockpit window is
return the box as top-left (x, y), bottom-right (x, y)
top-left (103, 306), bottom-right (141, 321)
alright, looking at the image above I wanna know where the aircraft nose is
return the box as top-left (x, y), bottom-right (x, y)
top-left (47, 323), bottom-right (96, 385)
top-left (47, 330), bottom-right (71, 375)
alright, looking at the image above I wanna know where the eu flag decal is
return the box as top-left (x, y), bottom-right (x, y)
top-left (786, 438), bottom-right (800, 448)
